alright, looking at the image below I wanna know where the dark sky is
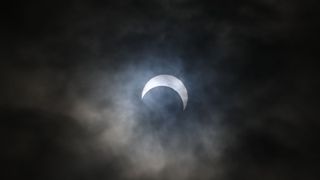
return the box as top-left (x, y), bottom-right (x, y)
top-left (1, 0), bottom-right (320, 180)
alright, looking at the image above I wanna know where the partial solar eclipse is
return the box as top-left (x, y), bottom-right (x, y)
top-left (141, 75), bottom-right (188, 110)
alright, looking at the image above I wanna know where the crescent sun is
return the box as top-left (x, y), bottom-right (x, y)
top-left (141, 74), bottom-right (188, 110)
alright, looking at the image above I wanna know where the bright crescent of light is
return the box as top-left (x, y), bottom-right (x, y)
top-left (141, 75), bottom-right (188, 110)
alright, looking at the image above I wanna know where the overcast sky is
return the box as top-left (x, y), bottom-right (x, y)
top-left (1, 0), bottom-right (319, 180)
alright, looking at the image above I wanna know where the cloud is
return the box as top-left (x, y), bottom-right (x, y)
top-left (1, 0), bottom-right (319, 179)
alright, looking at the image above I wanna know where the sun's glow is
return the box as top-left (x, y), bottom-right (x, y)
top-left (141, 75), bottom-right (188, 110)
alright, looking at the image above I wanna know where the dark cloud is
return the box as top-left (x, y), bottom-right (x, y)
top-left (1, 0), bottom-right (319, 179)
